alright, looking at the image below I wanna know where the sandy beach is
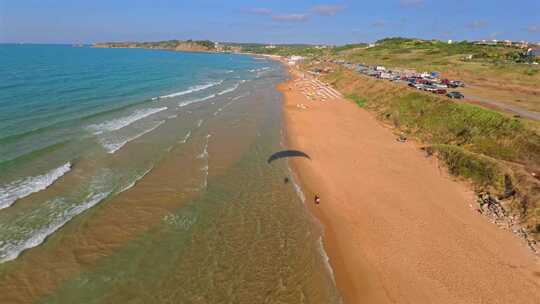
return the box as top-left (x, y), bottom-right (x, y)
top-left (278, 67), bottom-right (540, 303)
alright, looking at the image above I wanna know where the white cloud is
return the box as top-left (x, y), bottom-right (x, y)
top-left (249, 8), bottom-right (272, 15)
top-left (527, 25), bottom-right (540, 33)
top-left (311, 5), bottom-right (346, 16)
top-left (272, 14), bottom-right (310, 22)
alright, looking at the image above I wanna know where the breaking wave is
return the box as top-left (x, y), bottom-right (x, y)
top-left (0, 163), bottom-right (72, 210)
top-left (0, 191), bottom-right (110, 263)
top-left (100, 120), bottom-right (165, 154)
top-left (178, 94), bottom-right (216, 108)
top-left (157, 81), bottom-right (223, 100)
top-left (217, 83), bottom-right (240, 96)
top-left (87, 107), bottom-right (167, 135)
top-left (117, 167), bottom-right (153, 194)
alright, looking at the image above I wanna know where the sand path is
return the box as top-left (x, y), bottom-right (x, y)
top-left (278, 70), bottom-right (540, 304)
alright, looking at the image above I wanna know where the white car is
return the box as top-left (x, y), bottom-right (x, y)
top-left (433, 83), bottom-right (448, 89)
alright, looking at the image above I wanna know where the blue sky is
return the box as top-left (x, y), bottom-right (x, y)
top-left (1, 0), bottom-right (539, 44)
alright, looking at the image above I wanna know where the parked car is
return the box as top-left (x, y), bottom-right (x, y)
top-left (433, 88), bottom-right (447, 95)
top-left (423, 85), bottom-right (437, 92)
top-left (450, 80), bottom-right (465, 87)
top-left (446, 91), bottom-right (464, 99)
top-left (433, 83), bottom-right (448, 89)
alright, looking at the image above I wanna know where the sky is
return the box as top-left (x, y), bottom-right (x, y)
top-left (1, 0), bottom-right (539, 45)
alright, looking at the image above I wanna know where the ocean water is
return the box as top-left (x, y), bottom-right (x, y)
top-left (0, 45), bottom-right (340, 302)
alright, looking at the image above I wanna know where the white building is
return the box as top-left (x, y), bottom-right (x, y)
top-left (288, 55), bottom-right (305, 65)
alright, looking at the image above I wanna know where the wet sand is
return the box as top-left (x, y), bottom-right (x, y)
top-left (279, 67), bottom-right (540, 303)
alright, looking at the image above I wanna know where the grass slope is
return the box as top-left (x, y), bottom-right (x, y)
top-left (325, 68), bottom-right (540, 238)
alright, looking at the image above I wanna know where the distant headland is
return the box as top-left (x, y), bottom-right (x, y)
top-left (92, 40), bottom-right (240, 53)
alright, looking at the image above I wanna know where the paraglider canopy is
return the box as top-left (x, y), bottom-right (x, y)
top-left (267, 150), bottom-right (311, 164)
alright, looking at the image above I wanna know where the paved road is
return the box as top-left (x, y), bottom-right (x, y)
top-left (463, 93), bottom-right (540, 122)
top-left (367, 77), bottom-right (540, 122)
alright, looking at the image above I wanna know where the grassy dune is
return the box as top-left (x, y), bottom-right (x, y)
top-left (325, 68), bottom-right (540, 238)
top-left (336, 38), bottom-right (540, 113)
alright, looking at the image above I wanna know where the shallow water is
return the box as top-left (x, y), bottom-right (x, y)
top-left (0, 45), bottom-right (340, 303)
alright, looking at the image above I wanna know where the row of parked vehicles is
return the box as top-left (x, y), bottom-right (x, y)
top-left (407, 80), bottom-right (464, 99)
top-left (351, 63), bottom-right (467, 100)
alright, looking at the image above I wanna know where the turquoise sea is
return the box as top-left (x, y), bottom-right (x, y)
top-left (0, 45), bottom-right (340, 303)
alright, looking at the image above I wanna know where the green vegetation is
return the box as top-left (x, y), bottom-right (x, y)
top-left (325, 69), bottom-right (540, 236)
top-left (385, 92), bottom-right (540, 165)
top-left (333, 37), bottom-right (539, 77)
top-left (331, 43), bottom-right (368, 53)
top-left (326, 36), bottom-right (540, 113)
top-left (95, 40), bottom-right (216, 51)
top-left (524, 68), bottom-right (539, 76)
top-left (432, 144), bottom-right (506, 190)
top-left (345, 93), bottom-right (366, 107)
top-left (233, 43), bottom-right (329, 57)
top-left (362, 37), bottom-right (536, 64)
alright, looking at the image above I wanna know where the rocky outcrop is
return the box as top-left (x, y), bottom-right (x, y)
top-left (476, 192), bottom-right (538, 255)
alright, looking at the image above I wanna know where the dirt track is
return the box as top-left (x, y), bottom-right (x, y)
top-left (279, 68), bottom-right (540, 304)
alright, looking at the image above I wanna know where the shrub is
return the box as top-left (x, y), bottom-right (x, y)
top-left (345, 93), bottom-right (367, 107)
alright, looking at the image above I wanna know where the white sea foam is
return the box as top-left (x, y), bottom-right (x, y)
top-left (249, 67), bottom-right (270, 73)
top-left (87, 107), bottom-right (167, 135)
top-left (318, 236), bottom-right (336, 283)
top-left (117, 167), bottom-right (153, 194)
top-left (217, 83), bottom-right (240, 96)
top-left (200, 165), bottom-right (209, 189)
top-left (232, 92), bottom-right (250, 101)
top-left (197, 135), bottom-right (211, 159)
top-left (100, 120), bottom-right (165, 154)
top-left (0, 191), bottom-right (110, 263)
top-left (158, 81), bottom-right (223, 100)
top-left (198, 134), bottom-right (211, 189)
top-left (291, 177), bottom-right (306, 204)
top-left (180, 131), bottom-right (192, 144)
top-left (178, 94), bottom-right (216, 108)
top-left (196, 119), bottom-right (204, 128)
top-left (0, 163), bottom-right (72, 210)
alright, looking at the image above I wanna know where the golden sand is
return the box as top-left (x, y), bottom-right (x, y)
top-left (279, 66), bottom-right (540, 303)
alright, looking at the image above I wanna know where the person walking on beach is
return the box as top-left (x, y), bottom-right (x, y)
top-left (314, 195), bottom-right (321, 205)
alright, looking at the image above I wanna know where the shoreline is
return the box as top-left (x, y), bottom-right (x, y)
top-left (278, 65), bottom-right (540, 303)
